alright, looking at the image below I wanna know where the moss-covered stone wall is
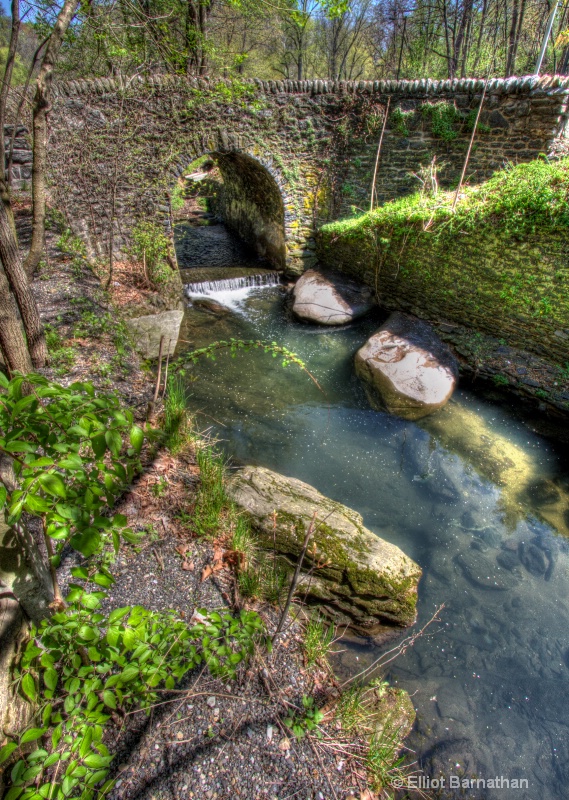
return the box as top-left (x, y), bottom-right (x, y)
top-left (317, 159), bottom-right (569, 365)
top-left (34, 74), bottom-right (569, 276)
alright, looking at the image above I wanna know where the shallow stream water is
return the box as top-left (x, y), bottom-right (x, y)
top-left (176, 224), bottom-right (569, 800)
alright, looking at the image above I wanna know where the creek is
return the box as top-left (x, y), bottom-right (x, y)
top-left (175, 221), bottom-right (569, 800)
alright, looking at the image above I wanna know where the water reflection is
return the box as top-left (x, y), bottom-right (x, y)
top-left (176, 284), bottom-right (569, 800)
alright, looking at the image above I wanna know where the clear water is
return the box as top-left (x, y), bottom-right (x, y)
top-left (175, 280), bottom-right (569, 800)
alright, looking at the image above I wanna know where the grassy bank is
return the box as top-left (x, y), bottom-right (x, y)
top-left (317, 158), bottom-right (569, 363)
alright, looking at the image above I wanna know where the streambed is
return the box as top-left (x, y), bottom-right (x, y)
top-left (175, 225), bottom-right (569, 800)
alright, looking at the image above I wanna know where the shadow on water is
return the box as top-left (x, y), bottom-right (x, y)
top-left (174, 223), bottom-right (569, 800)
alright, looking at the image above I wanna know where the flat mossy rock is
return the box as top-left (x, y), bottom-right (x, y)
top-left (226, 466), bottom-right (421, 635)
top-left (292, 269), bottom-right (375, 326)
top-left (355, 311), bottom-right (458, 420)
top-left (370, 687), bottom-right (416, 743)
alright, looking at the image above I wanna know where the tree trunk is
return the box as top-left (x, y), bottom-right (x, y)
top-left (0, 200), bottom-right (46, 368)
top-left (23, 0), bottom-right (80, 279)
top-left (506, 0), bottom-right (520, 75)
top-left (0, 0), bottom-right (21, 241)
top-left (0, 0), bottom-right (20, 178)
top-left (0, 264), bottom-right (32, 375)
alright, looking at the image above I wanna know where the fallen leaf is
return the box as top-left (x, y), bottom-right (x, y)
top-left (176, 544), bottom-right (189, 557)
top-left (200, 564), bottom-right (213, 582)
top-left (182, 560), bottom-right (194, 571)
top-left (278, 737), bottom-right (290, 752)
top-left (222, 550), bottom-right (245, 569)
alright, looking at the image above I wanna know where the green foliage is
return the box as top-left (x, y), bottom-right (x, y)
top-left (390, 107), bottom-right (414, 137)
top-left (231, 515), bottom-right (257, 564)
top-left (335, 681), bottom-right (367, 732)
top-left (72, 300), bottom-right (131, 357)
top-left (179, 338), bottom-right (309, 372)
top-left (237, 554), bottom-right (288, 604)
top-left (465, 108), bottom-right (491, 134)
top-left (492, 373), bottom-right (509, 386)
top-left (0, 46), bottom-right (28, 85)
top-left (186, 79), bottom-right (262, 112)
top-left (170, 182), bottom-right (185, 211)
top-left (0, 373), bottom-right (144, 566)
top-left (366, 728), bottom-right (407, 796)
top-left (129, 221), bottom-right (171, 288)
top-left (0, 371), bottom-right (269, 798)
top-left (285, 695), bottom-right (324, 739)
top-left (56, 229), bottom-right (88, 259)
top-left (421, 101), bottom-right (461, 141)
top-left (5, 605), bottom-right (265, 799)
top-left (302, 613), bottom-right (335, 667)
top-left (45, 207), bottom-right (67, 234)
top-left (45, 325), bottom-right (77, 377)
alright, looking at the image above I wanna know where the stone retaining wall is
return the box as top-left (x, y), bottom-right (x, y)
top-left (3, 125), bottom-right (32, 190)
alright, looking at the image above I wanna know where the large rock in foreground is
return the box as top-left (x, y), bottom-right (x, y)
top-left (355, 311), bottom-right (458, 420)
top-left (292, 269), bottom-right (375, 325)
top-left (126, 310), bottom-right (184, 359)
top-left (226, 466), bottom-right (421, 636)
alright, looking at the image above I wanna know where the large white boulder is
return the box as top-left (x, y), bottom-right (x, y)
top-left (292, 270), bottom-right (375, 325)
top-left (355, 312), bottom-right (458, 420)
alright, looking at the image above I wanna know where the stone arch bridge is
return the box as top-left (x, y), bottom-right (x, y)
top-left (41, 74), bottom-right (569, 275)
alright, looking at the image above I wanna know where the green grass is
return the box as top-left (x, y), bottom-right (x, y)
top-left (323, 157), bottom-right (569, 242)
top-left (163, 374), bottom-right (191, 452)
top-left (319, 157), bottom-right (569, 329)
top-left (335, 682), bottom-right (367, 732)
top-left (303, 613), bottom-right (335, 667)
top-left (193, 444), bottom-right (227, 538)
top-left (366, 728), bottom-right (408, 796)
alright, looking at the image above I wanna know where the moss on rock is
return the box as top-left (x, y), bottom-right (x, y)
top-left (226, 465), bottom-right (422, 635)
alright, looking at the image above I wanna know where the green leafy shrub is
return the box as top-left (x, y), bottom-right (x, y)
top-left (56, 228), bottom-right (87, 259)
top-left (0, 373), bottom-right (144, 581)
top-left (390, 107), bottom-right (414, 137)
top-left (0, 373), bottom-right (267, 800)
top-left (285, 696), bottom-right (324, 739)
top-left (2, 605), bottom-right (265, 800)
top-left (129, 221), bottom-right (171, 288)
top-left (421, 101), bottom-right (461, 141)
top-left (465, 108), bottom-right (491, 134)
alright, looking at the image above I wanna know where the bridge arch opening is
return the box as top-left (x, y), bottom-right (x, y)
top-left (174, 151), bottom-right (286, 272)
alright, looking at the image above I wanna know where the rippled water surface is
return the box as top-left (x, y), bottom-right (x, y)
top-left (175, 252), bottom-right (569, 799)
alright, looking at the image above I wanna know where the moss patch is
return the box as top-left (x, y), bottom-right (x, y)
top-left (317, 158), bottom-right (569, 362)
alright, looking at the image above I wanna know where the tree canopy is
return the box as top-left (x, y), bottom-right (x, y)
top-left (11, 0), bottom-right (566, 82)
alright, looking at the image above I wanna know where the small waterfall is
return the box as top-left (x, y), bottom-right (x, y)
top-left (184, 271), bottom-right (281, 296)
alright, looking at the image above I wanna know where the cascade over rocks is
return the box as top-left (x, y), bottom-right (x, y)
top-left (291, 270), bottom-right (375, 326)
top-left (355, 311), bottom-right (458, 420)
top-left (226, 465), bottom-right (421, 636)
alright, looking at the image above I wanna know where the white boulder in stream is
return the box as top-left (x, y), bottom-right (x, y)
top-left (355, 311), bottom-right (458, 420)
top-left (292, 269), bottom-right (375, 325)
top-left (226, 465), bottom-right (421, 636)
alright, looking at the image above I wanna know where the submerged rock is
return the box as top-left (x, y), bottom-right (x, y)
top-left (226, 465), bottom-right (421, 636)
top-left (190, 297), bottom-right (231, 316)
top-left (292, 269), bottom-right (375, 325)
top-left (454, 549), bottom-right (521, 591)
top-left (355, 312), bottom-right (458, 420)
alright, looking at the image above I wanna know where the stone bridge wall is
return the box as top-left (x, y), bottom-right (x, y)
top-left (8, 74), bottom-right (569, 275)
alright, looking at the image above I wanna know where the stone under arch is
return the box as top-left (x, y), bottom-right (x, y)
top-left (176, 150), bottom-right (286, 271)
